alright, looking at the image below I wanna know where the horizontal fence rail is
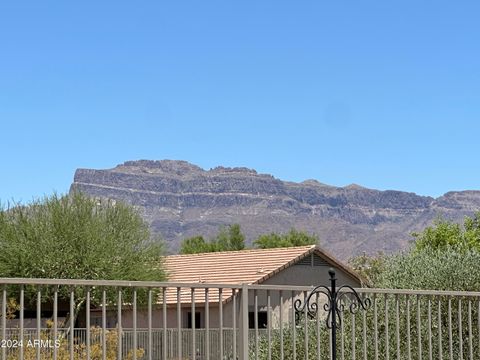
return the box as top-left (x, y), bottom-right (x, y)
top-left (1, 277), bottom-right (480, 359)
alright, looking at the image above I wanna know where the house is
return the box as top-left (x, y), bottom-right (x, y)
top-left (91, 245), bottom-right (362, 329)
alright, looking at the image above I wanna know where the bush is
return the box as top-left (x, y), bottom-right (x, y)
top-left (6, 326), bottom-right (144, 360)
top-left (377, 247), bottom-right (480, 291)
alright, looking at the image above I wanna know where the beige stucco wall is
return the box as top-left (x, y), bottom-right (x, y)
top-left (262, 264), bottom-right (359, 287)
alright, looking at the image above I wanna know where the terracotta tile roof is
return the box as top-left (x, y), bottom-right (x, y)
top-left (162, 245), bottom-right (361, 305)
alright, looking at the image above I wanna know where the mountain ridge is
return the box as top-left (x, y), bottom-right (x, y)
top-left (70, 160), bottom-right (480, 259)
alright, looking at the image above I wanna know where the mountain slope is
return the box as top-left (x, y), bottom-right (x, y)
top-left (70, 160), bottom-right (480, 259)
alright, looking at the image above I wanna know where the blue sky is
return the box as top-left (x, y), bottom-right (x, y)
top-left (1, 1), bottom-right (479, 202)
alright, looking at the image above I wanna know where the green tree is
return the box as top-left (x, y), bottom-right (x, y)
top-left (412, 218), bottom-right (463, 251)
top-left (412, 212), bottom-right (480, 252)
top-left (253, 228), bottom-right (318, 249)
top-left (0, 192), bottom-right (165, 326)
top-left (348, 251), bottom-right (386, 286)
top-left (216, 223), bottom-right (245, 251)
top-left (180, 224), bottom-right (246, 254)
top-left (180, 235), bottom-right (216, 254)
top-left (350, 213), bottom-right (480, 290)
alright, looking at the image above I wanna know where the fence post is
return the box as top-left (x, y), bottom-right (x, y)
top-left (238, 283), bottom-right (249, 360)
top-left (329, 269), bottom-right (338, 360)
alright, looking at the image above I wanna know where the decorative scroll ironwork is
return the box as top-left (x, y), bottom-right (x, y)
top-left (294, 268), bottom-right (371, 360)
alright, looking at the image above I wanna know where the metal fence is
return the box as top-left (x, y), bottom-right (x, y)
top-left (1, 277), bottom-right (480, 359)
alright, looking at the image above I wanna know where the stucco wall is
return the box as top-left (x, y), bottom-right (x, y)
top-left (263, 264), bottom-right (359, 287)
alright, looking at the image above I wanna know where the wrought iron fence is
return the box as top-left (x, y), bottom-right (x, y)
top-left (1, 277), bottom-right (480, 359)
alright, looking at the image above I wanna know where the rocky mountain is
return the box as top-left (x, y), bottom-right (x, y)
top-left (70, 160), bottom-right (480, 260)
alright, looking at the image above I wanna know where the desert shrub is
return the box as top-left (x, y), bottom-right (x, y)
top-left (6, 326), bottom-right (144, 360)
top-left (376, 247), bottom-right (480, 291)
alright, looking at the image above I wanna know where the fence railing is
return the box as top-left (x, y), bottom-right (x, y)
top-left (1, 277), bottom-right (480, 359)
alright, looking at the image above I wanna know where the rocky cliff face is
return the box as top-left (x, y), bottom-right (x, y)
top-left (70, 160), bottom-right (480, 259)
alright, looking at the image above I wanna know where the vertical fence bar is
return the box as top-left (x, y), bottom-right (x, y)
top-left (363, 296), bottom-right (367, 360)
top-left (478, 300), bottom-right (480, 360)
top-left (86, 287), bottom-right (90, 360)
top-left (459, 299), bottom-right (463, 360)
top-left (280, 290), bottom-right (284, 360)
top-left (232, 289), bottom-right (237, 360)
top-left (254, 289), bottom-right (258, 360)
top-left (163, 287), bottom-right (167, 360)
top-left (340, 305), bottom-right (345, 360)
top-left (219, 288), bottom-right (223, 360)
top-left (133, 289), bottom-right (137, 360)
top-left (291, 290), bottom-right (296, 360)
top-left (351, 312), bottom-right (356, 360)
top-left (374, 293), bottom-right (378, 360)
top-left (438, 297), bottom-right (443, 360)
top-left (428, 296), bottom-right (432, 360)
top-left (417, 295), bottom-right (422, 360)
top-left (20, 286), bottom-right (24, 360)
top-left (406, 295), bottom-right (411, 360)
top-left (316, 292), bottom-right (321, 360)
top-left (329, 313), bottom-right (333, 360)
top-left (102, 289), bottom-right (107, 360)
top-left (1, 287), bottom-right (6, 360)
top-left (177, 287), bottom-right (182, 360)
top-left (117, 289), bottom-right (122, 360)
top-left (36, 288), bottom-right (41, 360)
top-left (385, 294), bottom-right (389, 360)
top-left (333, 269), bottom-right (339, 360)
top-left (191, 288), bottom-right (196, 360)
top-left (468, 300), bottom-right (473, 360)
top-left (267, 290), bottom-right (272, 360)
top-left (304, 291), bottom-right (308, 359)
top-left (448, 297), bottom-right (453, 360)
top-left (70, 289), bottom-right (74, 360)
top-left (53, 286), bottom-right (58, 360)
top-left (205, 288), bottom-right (210, 360)
top-left (239, 284), bottom-right (249, 360)
top-left (395, 294), bottom-right (400, 360)
top-left (147, 289), bottom-right (152, 360)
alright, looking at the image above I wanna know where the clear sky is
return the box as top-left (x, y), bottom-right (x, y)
top-left (1, 1), bottom-right (479, 202)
